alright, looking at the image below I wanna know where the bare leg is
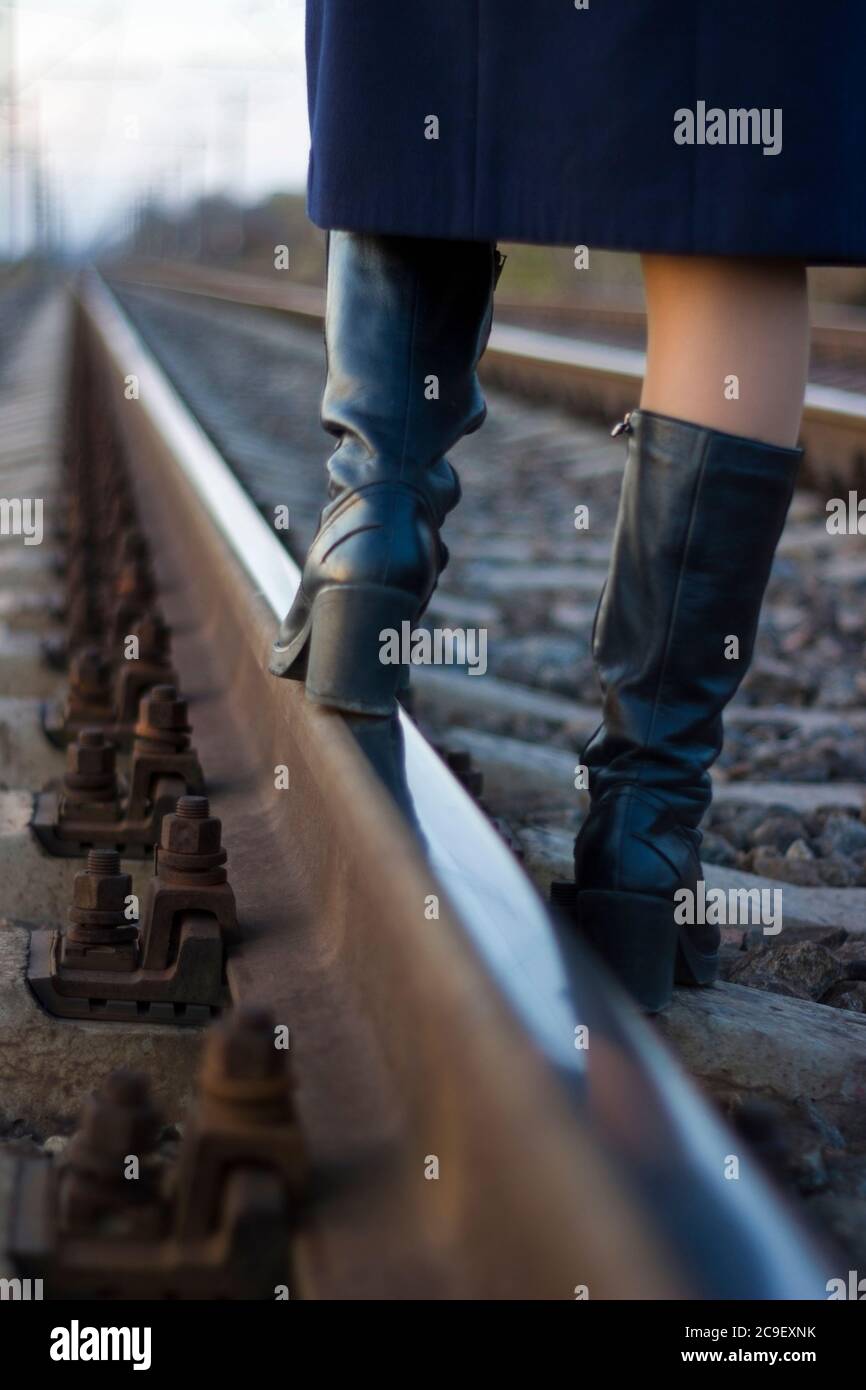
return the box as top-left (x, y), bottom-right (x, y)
top-left (640, 255), bottom-right (809, 448)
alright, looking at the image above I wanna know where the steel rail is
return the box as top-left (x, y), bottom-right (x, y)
top-left (81, 270), bottom-right (833, 1299)
top-left (109, 261), bottom-right (866, 491)
top-left (483, 324), bottom-right (866, 491)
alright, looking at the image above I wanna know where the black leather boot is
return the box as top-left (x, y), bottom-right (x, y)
top-left (269, 231), bottom-right (500, 714)
top-left (570, 409), bottom-right (802, 1011)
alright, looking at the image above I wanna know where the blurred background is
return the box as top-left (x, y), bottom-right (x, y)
top-left (2, 0), bottom-right (865, 307)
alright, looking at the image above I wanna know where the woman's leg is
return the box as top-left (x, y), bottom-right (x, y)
top-left (640, 255), bottom-right (809, 448)
top-left (572, 256), bottom-right (809, 1011)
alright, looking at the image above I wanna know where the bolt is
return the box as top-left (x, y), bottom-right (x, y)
top-left (67, 847), bottom-right (136, 941)
top-left (134, 684), bottom-right (191, 750)
top-left (65, 1070), bottom-right (161, 1174)
top-left (58, 1069), bottom-right (164, 1236)
top-left (170, 1007), bottom-right (303, 1247)
top-left (62, 867), bottom-right (136, 967)
top-left (105, 560), bottom-right (156, 645)
top-left (159, 795), bottom-right (225, 868)
top-left (87, 847), bottom-right (122, 876)
top-left (130, 612), bottom-right (171, 663)
top-left (68, 646), bottom-right (113, 702)
top-left (200, 1008), bottom-right (293, 1123)
top-left (64, 728), bottom-right (119, 795)
top-left (108, 601), bottom-right (160, 647)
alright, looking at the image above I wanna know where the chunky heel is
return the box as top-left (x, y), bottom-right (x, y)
top-left (575, 889), bottom-right (678, 1013)
top-left (304, 583), bottom-right (419, 715)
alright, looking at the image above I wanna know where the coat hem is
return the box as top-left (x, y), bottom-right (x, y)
top-left (306, 195), bottom-right (866, 266)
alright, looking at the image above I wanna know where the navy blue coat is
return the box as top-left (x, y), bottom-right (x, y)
top-left (306, 2), bottom-right (866, 262)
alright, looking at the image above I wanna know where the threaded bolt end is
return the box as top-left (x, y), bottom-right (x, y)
top-left (176, 795), bottom-right (209, 819)
top-left (150, 684), bottom-right (177, 702)
top-left (87, 849), bottom-right (121, 875)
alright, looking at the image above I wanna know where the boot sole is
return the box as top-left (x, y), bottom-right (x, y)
top-left (270, 583), bottom-right (419, 716)
top-left (576, 889), bottom-right (718, 1013)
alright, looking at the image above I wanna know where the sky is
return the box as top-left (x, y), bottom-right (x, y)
top-left (1, 0), bottom-right (310, 252)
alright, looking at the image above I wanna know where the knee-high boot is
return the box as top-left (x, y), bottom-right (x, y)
top-left (570, 409), bottom-right (802, 1011)
top-left (270, 231), bottom-right (500, 714)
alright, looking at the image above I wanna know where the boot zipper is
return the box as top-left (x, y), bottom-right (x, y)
top-left (611, 412), bottom-right (633, 438)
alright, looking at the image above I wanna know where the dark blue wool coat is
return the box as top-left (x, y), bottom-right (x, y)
top-left (305, 2), bottom-right (866, 262)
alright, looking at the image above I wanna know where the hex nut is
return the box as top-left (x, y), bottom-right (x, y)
top-left (161, 812), bottom-right (222, 857)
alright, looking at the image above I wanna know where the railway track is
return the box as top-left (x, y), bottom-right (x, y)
top-left (102, 260), bottom-right (866, 1274)
top-left (0, 267), bottom-right (858, 1302)
top-left (111, 259), bottom-right (866, 491)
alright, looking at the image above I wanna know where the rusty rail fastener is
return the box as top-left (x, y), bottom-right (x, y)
top-left (34, 688), bottom-right (205, 858)
top-left (172, 1007), bottom-right (307, 1242)
top-left (57, 1070), bottom-right (166, 1239)
top-left (43, 646), bottom-right (115, 746)
top-left (52, 727), bottom-right (120, 827)
top-left (125, 685), bottom-right (204, 826)
top-left (28, 795), bottom-right (232, 1023)
top-left (45, 619), bottom-right (180, 753)
top-left (31, 728), bottom-right (125, 857)
top-left (138, 795), bottom-right (236, 974)
top-left (112, 615), bottom-right (178, 727)
top-left (60, 849), bottom-right (138, 974)
top-left (104, 560), bottom-right (157, 647)
top-left (102, 538), bottom-right (155, 619)
top-left (8, 1013), bottom-right (305, 1296)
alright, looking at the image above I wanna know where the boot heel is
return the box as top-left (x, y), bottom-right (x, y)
top-left (305, 583), bottom-right (419, 715)
top-left (575, 889), bottom-right (678, 1013)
